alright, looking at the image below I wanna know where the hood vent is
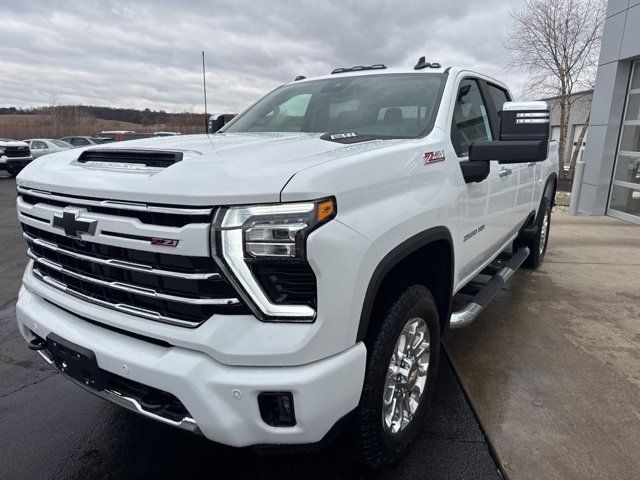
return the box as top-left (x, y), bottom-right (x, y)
top-left (77, 149), bottom-right (183, 168)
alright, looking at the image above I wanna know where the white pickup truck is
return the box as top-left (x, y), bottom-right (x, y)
top-left (15, 60), bottom-right (557, 467)
top-left (1, 138), bottom-right (32, 177)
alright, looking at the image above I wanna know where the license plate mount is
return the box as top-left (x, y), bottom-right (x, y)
top-left (46, 333), bottom-right (107, 391)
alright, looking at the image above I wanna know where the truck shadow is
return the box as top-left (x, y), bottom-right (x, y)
top-left (58, 353), bottom-right (501, 480)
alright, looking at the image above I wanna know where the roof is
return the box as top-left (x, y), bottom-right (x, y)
top-left (540, 89), bottom-right (594, 101)
top-left (287, 65), bottom-right (510, 92)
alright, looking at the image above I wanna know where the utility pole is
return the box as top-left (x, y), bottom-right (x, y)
top-left (202, 51), bottom-right (208, 133)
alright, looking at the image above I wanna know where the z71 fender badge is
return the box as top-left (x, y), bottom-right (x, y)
top-left (423, 150), bottom-right (445, 165)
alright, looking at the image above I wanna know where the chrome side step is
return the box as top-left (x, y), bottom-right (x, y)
top-left (449, 247), bottom-right (530, 329)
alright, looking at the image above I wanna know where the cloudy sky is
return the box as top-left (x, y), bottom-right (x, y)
top-left (0, 0), bottom-right (530, 113)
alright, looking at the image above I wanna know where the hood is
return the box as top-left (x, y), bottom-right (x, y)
top-left (17, 132), bottom-right (395, 206)
top-left (0, 139), bottom-right (29, 147)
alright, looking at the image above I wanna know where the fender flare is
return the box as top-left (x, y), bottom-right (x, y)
top-left (538, 172), bottom-right (558, 217)
top-left (356, 226), bottom-right (454, 341)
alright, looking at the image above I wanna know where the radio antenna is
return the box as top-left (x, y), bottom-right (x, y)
top-left (202, 50), bottom-right (209, 133)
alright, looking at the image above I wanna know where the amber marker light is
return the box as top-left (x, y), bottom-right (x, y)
top-left (317, 198), bottom-right (336, 223)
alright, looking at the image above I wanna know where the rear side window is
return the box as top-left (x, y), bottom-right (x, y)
top-left (451, 79), bottom-right (493, 157)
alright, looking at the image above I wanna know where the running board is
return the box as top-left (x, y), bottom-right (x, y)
top-left (449, 247), bottom-right (530, 329)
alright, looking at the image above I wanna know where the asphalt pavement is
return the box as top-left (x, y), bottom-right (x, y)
top-left (0, 175), bottom-right (501, 480)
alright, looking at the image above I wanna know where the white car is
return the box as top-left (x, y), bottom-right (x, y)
top-left (0, 138), bottom-right (32, 177)
top-left (14, 60), bottom-right (558, 467)
top-left (23, 139), bottom-right (73, 159)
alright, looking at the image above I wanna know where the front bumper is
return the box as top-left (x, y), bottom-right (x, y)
top-left (16, 286), bottom-right (367, 447)
top-left (0, 156), bottom-right (32, 170)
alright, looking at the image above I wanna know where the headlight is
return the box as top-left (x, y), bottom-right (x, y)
top-left (212, 198), bottom-right (336, 321)
top-left (0, 147), bottom-right (5, 154)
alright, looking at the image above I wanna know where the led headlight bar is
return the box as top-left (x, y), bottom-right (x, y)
top-left (212, 198), bottom-right (336, 321)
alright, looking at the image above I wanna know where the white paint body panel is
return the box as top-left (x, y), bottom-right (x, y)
top-left (15, 66), bottom-right (559, 446)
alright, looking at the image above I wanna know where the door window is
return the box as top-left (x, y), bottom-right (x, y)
top-left (486, 84), bottom-right (510, 113)
top-left (451, 79), bottom-right (493, 157)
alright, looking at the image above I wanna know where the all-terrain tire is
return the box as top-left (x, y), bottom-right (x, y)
top-left (6, 165), bottom-right (21, 177)
top-left (352, 284), bottom-right (440, 468)
top-left (517, 195), bottom-right (552, 269)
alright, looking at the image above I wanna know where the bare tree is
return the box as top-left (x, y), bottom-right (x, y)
top-left (505, 0), bottom-right (606, 179)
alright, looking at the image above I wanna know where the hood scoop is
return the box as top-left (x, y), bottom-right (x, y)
top-left (76, 149), bottom-right (184, 171)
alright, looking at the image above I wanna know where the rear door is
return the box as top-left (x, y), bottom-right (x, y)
top-left (452, 77), bottom-right (511, 285)
top-left (483, 82), bottom-right (536, 230)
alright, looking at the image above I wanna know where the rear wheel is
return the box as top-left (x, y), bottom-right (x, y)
top-left (517, 195), bottom-right (552, 269)
top-left (353, 285), bottom-right (440, 468)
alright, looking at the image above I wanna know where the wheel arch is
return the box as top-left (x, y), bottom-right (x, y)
top-left (356, 227), bottom-right (454, 344)
top-left (540, 172), bottom-right (558, 214)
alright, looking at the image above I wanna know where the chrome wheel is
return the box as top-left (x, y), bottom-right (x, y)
top-left (383, 317), bottom-right (431, 435)
top-left (540, 209), bottom-right (550, 256)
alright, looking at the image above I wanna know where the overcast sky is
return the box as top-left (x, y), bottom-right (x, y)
top-left (0, 0), bottom-right (530, 113)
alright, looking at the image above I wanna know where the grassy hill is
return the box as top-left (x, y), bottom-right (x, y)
top-left (0, 106), bottom-right (214, 140)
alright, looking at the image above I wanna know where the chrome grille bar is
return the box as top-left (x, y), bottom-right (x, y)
top-left (23, 232), bottom-right (220, 280)
top-left (32, 268), bottom-right (201, 328)
top-left (17, 186), bottom-right (213, 216)
top-left (28, 250), bottom-right (239, 306)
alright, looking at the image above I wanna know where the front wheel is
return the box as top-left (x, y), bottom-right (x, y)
top-left (5, 165), bottom-right (22, 177)
top-left (352, 285), bottom-right (440, 468)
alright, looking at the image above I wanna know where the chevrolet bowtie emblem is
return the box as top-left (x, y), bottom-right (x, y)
top-left (52, 207), bottom-right (97, 238)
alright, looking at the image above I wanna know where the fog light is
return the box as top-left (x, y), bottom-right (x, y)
top-left (258, 392), bottom-right (296, 427)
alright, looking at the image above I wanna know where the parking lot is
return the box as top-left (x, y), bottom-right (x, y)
top-left (0, 175), bottom-right (501, 480)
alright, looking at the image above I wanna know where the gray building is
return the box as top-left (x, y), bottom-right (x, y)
top-left (579, 0), bottom-right (640, 224)
top-left (543, 90), bottom-right (592, 171)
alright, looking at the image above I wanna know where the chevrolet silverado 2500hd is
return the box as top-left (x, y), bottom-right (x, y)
top-left (15, 60), bottom-right (558, 467)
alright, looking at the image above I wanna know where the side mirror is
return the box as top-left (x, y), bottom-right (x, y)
top-left (469, 101), bottom-right (550, 164)
top-left (209, 113), bottom-right (225, 133)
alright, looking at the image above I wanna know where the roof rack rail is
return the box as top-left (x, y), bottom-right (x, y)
top-left (331, 64), bottom-right (387, 74)
top-left (414, 56), bottom-right (441, 70)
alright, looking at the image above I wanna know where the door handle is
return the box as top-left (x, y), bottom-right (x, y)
top-left (527, 162), bottom-right (536, 167)
top-left (499, 167), bottom-right (512, 178)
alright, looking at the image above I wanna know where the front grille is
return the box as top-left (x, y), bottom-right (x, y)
top-left (4, 146), bottom-right (31, 157)
top-left (19, 189), bottom-right (248, 327)
top-left (19, 190), bottom-right (210, 227)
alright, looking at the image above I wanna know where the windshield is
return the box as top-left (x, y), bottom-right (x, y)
top-left (51, 140), bottom-right (71, 148)
top-left (223, 73), bottom-right (446, 139)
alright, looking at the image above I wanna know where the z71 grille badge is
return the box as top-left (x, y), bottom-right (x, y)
top-left (151, 238), bottom-right (179, 247)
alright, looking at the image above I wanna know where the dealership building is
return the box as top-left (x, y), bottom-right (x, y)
top-left (579, 0), bottom-right (640, 224)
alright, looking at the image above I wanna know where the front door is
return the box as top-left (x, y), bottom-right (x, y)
top-left (451, 77), bottom-right (511, 286)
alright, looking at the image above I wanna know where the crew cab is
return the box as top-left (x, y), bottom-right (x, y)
top-left (0, 138), bottom-right (32, 177)
top-left (14, 60), bottom-right (557, 467)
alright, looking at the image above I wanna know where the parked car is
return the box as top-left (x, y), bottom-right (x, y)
top-left (15, 60), bottom-right (558, 467)
top-left (23, 139), bottom-right (73, 159)
top-left (153, 131), bottom-right (181, 137)
top-left (99, 131), bottom-right (154, 142)
top-left (59, 136), bottom-right (112, 147)
top-left (0, 138), bottom-right (32, 177)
